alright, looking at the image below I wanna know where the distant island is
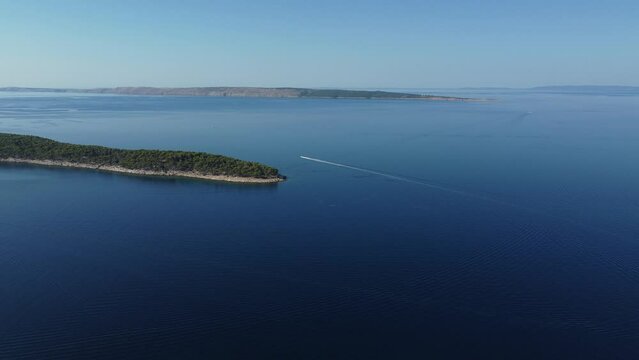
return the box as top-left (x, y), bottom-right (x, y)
top-left (0, 86), bottom-right (471, 101)
top-left (529, 85), bottom-right (639, 94)
top-left (0, 133), bottom-right (284, 183)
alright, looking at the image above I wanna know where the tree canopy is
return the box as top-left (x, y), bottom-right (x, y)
top-left (0, 133), bottom-right (281, 179)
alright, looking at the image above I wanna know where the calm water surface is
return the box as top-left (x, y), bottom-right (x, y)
top-left (1, 91), bottom-right (638, 358)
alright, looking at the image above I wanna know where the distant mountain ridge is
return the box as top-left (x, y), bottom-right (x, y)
top-left (0, 86), bottom-right (469, 101)
top-left (530, 85), bottom-right (639, 91)
top-left (527, 85), bottom-right (639, 95)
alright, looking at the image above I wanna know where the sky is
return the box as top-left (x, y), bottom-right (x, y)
top-left (1, 0), bottom-right (638, 88)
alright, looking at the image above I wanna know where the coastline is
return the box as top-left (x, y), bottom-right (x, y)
top-left (0, 87), bottom-right (474, 102)
top-left (0, 158), bottom-right (284, 184)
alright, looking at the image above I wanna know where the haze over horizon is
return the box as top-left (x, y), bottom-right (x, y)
top-left (1, 0), bottom-right (638, 89)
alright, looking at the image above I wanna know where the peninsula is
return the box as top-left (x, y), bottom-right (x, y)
top-left (0, 86), bottom-right (470, 101)
top-left (0, 133), bottom-right (284, 183)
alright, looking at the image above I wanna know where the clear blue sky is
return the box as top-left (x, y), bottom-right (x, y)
top-left (1, 0), bottom-right (637, 88)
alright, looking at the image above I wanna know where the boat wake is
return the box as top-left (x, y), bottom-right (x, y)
top-left (300, 155), bottom-right (501, 204)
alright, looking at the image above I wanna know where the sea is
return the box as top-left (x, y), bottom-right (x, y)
top-left (1, 89), bottom-right (638, 359)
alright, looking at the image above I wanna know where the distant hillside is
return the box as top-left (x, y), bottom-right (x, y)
top-left (529, 86), bottom-right (639, 94)
top-left (0, 87), bottom-right (470, 101)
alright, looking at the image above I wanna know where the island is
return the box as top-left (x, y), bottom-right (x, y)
top-left (0, 133), bottom-right (284, 184)
top-left (0, 86), bottom-right (471, 101)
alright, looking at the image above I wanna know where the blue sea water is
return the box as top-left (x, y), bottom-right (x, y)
top-left (1, 90), bottom-right (638, 359)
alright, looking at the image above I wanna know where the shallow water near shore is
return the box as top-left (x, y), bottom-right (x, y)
top-left (1, 90), bottom-right (639, 358)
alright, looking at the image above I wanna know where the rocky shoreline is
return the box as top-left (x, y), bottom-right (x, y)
top-left (0, 158), bottom-right (284, 184)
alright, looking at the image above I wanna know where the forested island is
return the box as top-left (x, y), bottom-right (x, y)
top-left (0, 133), bottom-right (284, 183)
top-left (0, 86), bottom-right (470, 101)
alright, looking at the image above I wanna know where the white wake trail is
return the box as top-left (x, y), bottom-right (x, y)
top-left (300, 156), bottom-right (405, 181)
top-left (300, 155), bottom-right (554, 212)
top-left (300, 155), bottom-right (475, 197)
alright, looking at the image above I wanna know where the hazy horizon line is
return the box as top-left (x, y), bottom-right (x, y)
top-left (1, 84), bottom-right (638, 90)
